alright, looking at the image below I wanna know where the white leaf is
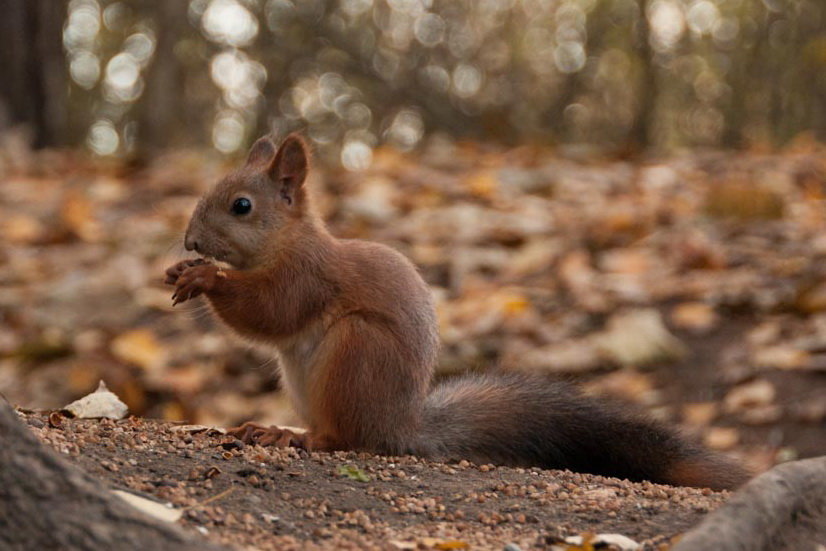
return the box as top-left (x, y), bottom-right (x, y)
top-left (113, 490), bottom-right (183, 523)
top-left (63, 380), bottom-right (128, 419)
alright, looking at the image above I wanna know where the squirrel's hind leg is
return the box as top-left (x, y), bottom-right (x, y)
top-left (226, 422), bottom-right (343, 452)
top-left (227, 422), bottom-right (308, 449)
top-left (307, 314), bottom-right (429, 456)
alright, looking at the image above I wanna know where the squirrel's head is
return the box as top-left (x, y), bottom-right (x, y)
top-left (184, 133), bottom-right (310, 269)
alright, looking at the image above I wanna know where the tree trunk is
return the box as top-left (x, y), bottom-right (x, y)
top-left (0, 401), bottom-right (228, 551)
top-left (673, 456), bottom-right (826, 551)
top-left (628, 0), bottom-right (655, 151)
top-left (0, 0), bottom-right (68, 148)
top-left (136, 0), bottom-right (190, 154)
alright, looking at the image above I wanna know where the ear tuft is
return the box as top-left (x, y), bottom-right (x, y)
top-left (246, 136), bottom-right (276, 166)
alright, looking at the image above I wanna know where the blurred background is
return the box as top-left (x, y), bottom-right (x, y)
top-left (1, 0), bottom-right (825, 161)
top-left (1, 0), bottom-right (826, 475)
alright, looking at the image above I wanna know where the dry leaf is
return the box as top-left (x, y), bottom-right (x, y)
top-left (434, 541), bottom-right (470, 550)
top-left (169, 424), bottom-right (227, 436)
top-left (682, 402), bottom-right (719, 427)
top-left (583, 371), bottom-right (656, 404)
top-left (752, 345), bottom-right (809, 370)
top-left (557, 533), bottom-right (640, 551)
top-left (670, 302), bottom-right (718, 333)
top-left (111, 329), bottom-right (167, 372)
top-left (463, 170), bottom-right (498, 198)
top-left (738, 404), bottom-right (782, 425)
top-left (518, 340), bottom-right (603, 374)
top-left (3, 214), bottom-right (45, 244)
top-left (112, 490), bottom-right (183, 523)
top-left (723, 380), bottom-right (776, 413)
top-left (704, 427), bottom-right (740, 450)
top-left (63, 380), bottom-right (128, 419)
top-left (599, 248), bottom-right (652, 275)
top-left (595, 309), bottom-right (687, 368)
top-left (61, 191), bottom-right (103, 242)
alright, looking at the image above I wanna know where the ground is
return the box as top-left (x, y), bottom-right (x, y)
top-left (3, 139), bottom-right (826, 548)
top-left (23, 410), bottom-right (731, 550)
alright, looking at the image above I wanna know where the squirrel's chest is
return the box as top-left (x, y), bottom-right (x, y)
top-left (271, 318), bottom-right (328, 422)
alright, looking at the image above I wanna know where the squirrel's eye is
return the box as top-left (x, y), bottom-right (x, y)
top-left (231, 197), bottom-right (252, 215)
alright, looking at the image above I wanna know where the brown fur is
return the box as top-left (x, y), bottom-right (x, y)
top-left (166, 134), bottom-right (751, 490)
top-left (664, 456), bottom-right (751, 491)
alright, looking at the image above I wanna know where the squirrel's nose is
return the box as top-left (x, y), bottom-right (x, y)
top-left (184, 235), bottom-right (199, 252)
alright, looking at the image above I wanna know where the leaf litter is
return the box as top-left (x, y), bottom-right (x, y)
top-left (4, 141), bottom-right (826, 546)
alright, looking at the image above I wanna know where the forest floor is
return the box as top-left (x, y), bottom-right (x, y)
top-left (22, 410), bottom-right (729, 550)
top-left (3, 137), bottom-right (826, 547)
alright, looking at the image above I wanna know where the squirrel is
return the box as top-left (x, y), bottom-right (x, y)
top-left (164, 133), bottom-right (750, 491)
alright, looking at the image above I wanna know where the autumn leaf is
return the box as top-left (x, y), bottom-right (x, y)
top-left (337, 465), bottom-right (370, 482)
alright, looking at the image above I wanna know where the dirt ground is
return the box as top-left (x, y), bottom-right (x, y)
top-left (3, 144), bottom-right (826, 475)
top-left (4, 142), bottom-right (826, 549)
top-left (22, 410), bottom-right (732, 551)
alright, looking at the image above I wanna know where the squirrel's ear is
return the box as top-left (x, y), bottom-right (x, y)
top-left (268, 133), bottom-right (309, 206)
top-left (246, 136), bottom-right (277, 166)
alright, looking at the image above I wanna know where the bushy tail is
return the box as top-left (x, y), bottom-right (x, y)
top-left (418, 372), bottom-right (749, 491)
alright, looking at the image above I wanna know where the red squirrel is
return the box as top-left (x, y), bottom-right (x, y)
top-left (164, 134), bottom-right (750, 491)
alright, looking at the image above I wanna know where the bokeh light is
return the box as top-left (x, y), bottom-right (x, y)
top-left (202, 0), bottom-right (258, 47)
top-left (87, 119), bottom-right (120, 155)
top-left (56, 0), bottom-right (826, 157)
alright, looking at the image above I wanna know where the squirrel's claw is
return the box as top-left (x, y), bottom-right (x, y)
top-left (172, 282), bottom-right (203, 305)
top-left (227, 422), bottom-right (308, 449)
top-left (169, 262), bottom-right (217, 305)
top-left (164, 258), bottom-right (207, 286)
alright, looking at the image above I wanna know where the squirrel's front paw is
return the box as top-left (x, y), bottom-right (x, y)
top-left (164, 258), bottom-right (206, 285)
top-left (171, 263), bottom-right (220, 305)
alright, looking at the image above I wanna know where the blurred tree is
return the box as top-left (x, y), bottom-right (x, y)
top-left (0, 0), bottom-right (68, 148)
top-left (630, 0), bottom-right (654, 150)
top-left (136, 0), bottom-right (190, 152)
top-left (3, 0), bottom-right (825, 156)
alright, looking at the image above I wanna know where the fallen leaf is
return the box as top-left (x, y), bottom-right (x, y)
top-left (682, 402), bottom-right (718, 427)
top-left (337, 464), bottom-right (370, 482)
top-left (169, 424), bottom-right (227, 436)
top-left (2, 214), bottom-right (45, 244)
top-left (723, 379), bottom-right (776, 413)
top-left (704, 427), bottom-right (740, 450)
top-left (599, 248), bottom-right (652, 275)
top-left (583, 371), bottom-right (657, 404)
top-left (112, 490), bottom-right (183, 523)
top-left (560, 533), bottom-right (640, 551)
top-left (63, 380), bottom-right (129, 419)
top-left (670, 302), bottom-right (718, 333)
top-left (61, 191), bottom-right (104, 242)
top-left (752, 345), bottom-right (809, 370)
top-left (704, 180), bottom-right (784, 221)
top-left (738, 404), bottom-right (782, 425)
top-left (111, 329), bottom-right (167, 372)
top-left (518, 340), bottom-right (603, 374)
top-left (595, 309), bottom-right (687, 368)
top-left (795, 280), bottom-right (826, 313)
top-left (463, 170), bottom-right (498, 198)
top-left (435, 541), bottom-right (470, 550)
